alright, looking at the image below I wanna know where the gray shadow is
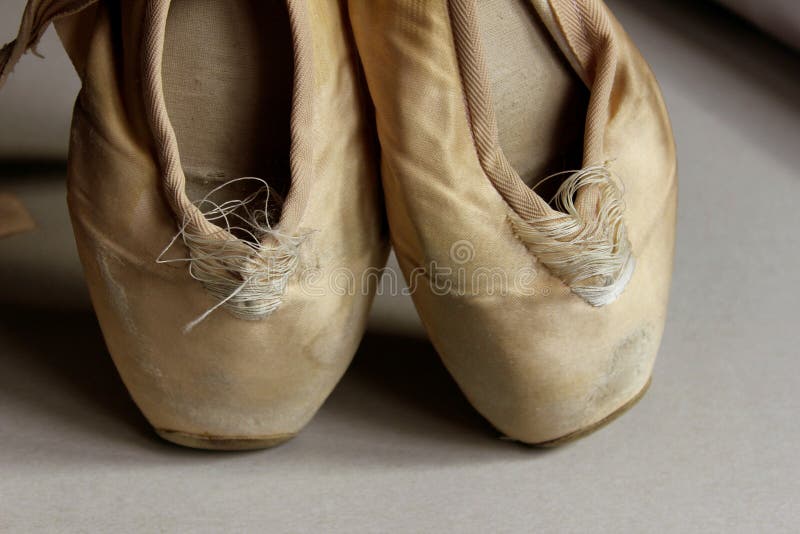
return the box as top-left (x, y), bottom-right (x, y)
top-left (0, 305), bottom-right (157, 446)
top-left (329, 332), bottom-right (500, 440)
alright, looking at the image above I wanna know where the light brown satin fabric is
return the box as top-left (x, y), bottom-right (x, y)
top-left (349, 0), bottom-right (676, 443)
top-left (1, 0), bottom-right (387, 443)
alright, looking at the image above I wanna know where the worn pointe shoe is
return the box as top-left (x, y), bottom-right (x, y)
top-left (350, 0), bottom-right (676, 445)
top-left (1, 0), bottom-right (387, 449)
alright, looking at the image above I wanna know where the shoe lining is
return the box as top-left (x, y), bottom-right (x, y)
top-left (161, 0), bottom-right (293, 228)
top-left (474, 0), bottom-right (588, 200)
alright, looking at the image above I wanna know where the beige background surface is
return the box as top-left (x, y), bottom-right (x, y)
top-left (1, 0), bottom-right (799, 532)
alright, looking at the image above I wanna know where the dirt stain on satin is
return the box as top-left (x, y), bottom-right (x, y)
top-left (585, 324), bottom-right (653, 410)
top-left (96, 248), bottom-right (163, 380)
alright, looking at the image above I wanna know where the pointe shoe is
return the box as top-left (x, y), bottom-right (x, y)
top-left (2, 0), bottom-right (387, 449)
top-left (350, 0), bottom-right (676, 445)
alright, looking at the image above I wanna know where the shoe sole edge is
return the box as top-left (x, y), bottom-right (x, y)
top-left (155, 428), bottom-right (296, 451)
top-left (529, 376), bottom-right (653, 448)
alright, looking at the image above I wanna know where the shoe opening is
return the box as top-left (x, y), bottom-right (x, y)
top-left (474, 0), bottom-right (588, 207)
top-left (162, 0), bottom-right (293, 236)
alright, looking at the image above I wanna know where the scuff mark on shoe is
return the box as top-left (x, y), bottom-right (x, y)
top-left (97, 248), bottom-right (137, 337)
top-left (96, 247), bottom-right (164, 379)
top-left (585, 324), bottom-right (653, 410)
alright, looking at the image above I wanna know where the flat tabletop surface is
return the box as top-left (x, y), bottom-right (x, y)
top-left (1, 1), bottom-right (798, 531)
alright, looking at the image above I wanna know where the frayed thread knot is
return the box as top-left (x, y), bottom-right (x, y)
top-left (510, 162), bottom-right (634, 306)
top-left (157, 177), bottom-right (306, 332)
